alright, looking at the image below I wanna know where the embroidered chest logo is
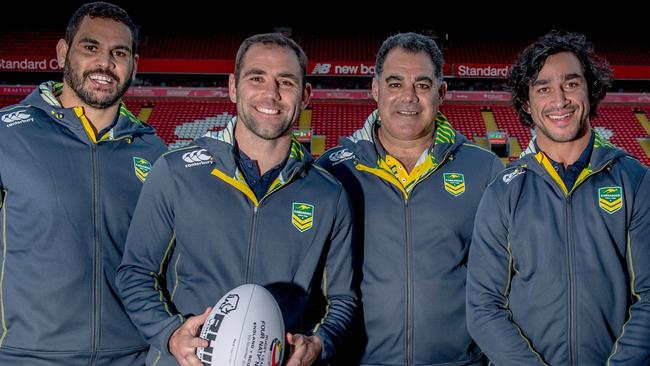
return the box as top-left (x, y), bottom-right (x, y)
top-left (133, 157), bottom-right (152, 183)
top-left (598, 186), bottom-right (623, 214)
top-left (292, 203), bottom-right (314, 232)
top-left (443, 173), bottom-right (465, 196)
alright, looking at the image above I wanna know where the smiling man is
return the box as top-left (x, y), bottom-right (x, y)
top-left (317, 32), bottom-right (503, 366)
top-left (466, 30), bottom-right (650, 365)
top-left (116, 33), bottom-right (357, 366)
top-left (0, 2), bottom-right (167, 365)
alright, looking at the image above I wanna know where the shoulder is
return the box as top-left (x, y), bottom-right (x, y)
top-left (487, 164), bottom-right (528, 194)
top-left (457, 141), bottom-right (500, 161)
top-left (316, 146), bottom-right (356, 170)
top-left (159, 144), bottom-right (212, 170)
top-left (0, 103), bottom-right (47, 134)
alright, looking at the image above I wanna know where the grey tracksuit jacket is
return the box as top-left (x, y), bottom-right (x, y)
top-left (467, 132), bottom-right (650, 365)
top-left (116, 117), bottom-right (358, 365)
top-left (0, 81), bottom-right (167, 365)
top-left (317, 111), bottom-right (503, 366)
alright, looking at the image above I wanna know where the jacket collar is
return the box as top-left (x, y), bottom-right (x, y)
top-left (198, 116), bottom-right (312, 185)
top-left (519, 130), bottom-right (627, 173)
top-left (24, 81), bottom-right (153, 141)
top-left (341, 109), bottom-right (466, 168)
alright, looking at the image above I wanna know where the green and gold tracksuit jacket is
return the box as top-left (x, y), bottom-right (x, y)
top-left (467, 132), bottom-right (650, 365)
top-left (0, 82), bottom-right (167, 365)
top-left (116, 117), bottom-right (357, 365)
top-left (317, 111), bottom-right (503, 366)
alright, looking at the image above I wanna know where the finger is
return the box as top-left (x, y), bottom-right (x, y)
top-left (286, 346), bottom-right (308, 366)
top-left (287, 332), bottom-right (304, 346)
top-left (183, 352), bottom-right (205, 366)
top-left (191, 335), bottom-right (210, 349)
top-left (185, 307), bottom-right (213, 335)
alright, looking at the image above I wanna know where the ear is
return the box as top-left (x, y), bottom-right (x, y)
top-left (301, 82), bottom-right (312, 109)
top-left (228, 74), bottom-right (237, 104)
top-left (56, 39), bottom-right (68, 69)
top-left (131, 54), bottom-right (139, 81)
top-left (437, 81), bottom-right (448, 103)
top-left (371, 78), bottom-right (379, 103)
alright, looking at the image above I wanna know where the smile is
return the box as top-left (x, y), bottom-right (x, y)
top-left (255, 106), bottom-right (280, 115)
top-left (88, 73), bottom-right (115, 85)
top-left (547, 111), bottom-right (574, 120)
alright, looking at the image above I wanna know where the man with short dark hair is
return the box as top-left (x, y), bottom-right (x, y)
top-left (117, 33), bottom-right (357, 366)
top-left (318, 32), bottom-right (503, 366)
top-left (0, 2), bottom-right (167, 365)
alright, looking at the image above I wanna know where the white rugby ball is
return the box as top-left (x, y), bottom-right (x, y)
top-left (196, 284), bottom-right (285, 366)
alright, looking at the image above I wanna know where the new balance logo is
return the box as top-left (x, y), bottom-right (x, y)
top-left (2, 110), bottom-right (33, 127)
top-left (311, 63), bottom-right (331, 75)
top-left (182, 148), bottom-right (212, 168)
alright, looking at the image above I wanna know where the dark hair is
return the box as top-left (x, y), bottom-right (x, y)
top-left (234, 33), bottom-right (308, 87)
top-left (507, 30), bottom-right (612, 128)
top-left (375, 32), bottom-right (444, 82)
top-left (65, 2), bottom-right (139, 54)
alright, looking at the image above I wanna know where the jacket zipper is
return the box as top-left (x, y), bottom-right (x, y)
top-left (245, 205), bottom-right (258, 283)
top-left (404, 198), bottom-right (412, 366)
top-left (404, 152), bottom-right (449, 366)
top-left (245, 168), bottom-right (300, 283)
top-left (90, 143), bottom-right (100, 366)
top-left (562, 160), bottom-right (612, 366)
top-left (565, 195), bottom-right (576, 366)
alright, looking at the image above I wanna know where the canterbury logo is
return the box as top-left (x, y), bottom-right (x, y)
top-left (329, 149), bottom-right (354, 165)
top-left (2, 110), bottom-right (33, 127)
top-left (182, 149), bottom-right (212, 168)
top-left (502, 169), bottom-right (524, 184)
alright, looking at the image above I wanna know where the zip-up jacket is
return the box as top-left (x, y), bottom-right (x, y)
top-left (466, 132), bottom-right (650, 365)
top-left (317, 111), bottom-right (503, 366)
top-left (116, 117), bottom-right (357, 366)
top-left (0, 82), bottom-right (167, 365)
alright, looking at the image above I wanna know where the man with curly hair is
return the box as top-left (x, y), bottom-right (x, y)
top-left (467, 30), bottom-right (650, 365)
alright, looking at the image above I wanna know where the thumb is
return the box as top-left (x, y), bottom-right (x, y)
top-left (198, 306), bottom-right (213, 322)
top-left (187, 307), bottom-right (212, 330)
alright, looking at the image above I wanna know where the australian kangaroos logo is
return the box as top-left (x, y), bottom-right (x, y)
top-left (133, 157), bottom-right (152, 183)
top-left (443, 173), bottom-right (465, 196)
top-left (292, 203), bottom-right (314, 232)
top-left (598, 186), bottom-right (623, 214)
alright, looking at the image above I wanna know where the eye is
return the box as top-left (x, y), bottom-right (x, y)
top-left (388, 82), bottom-right (400, 88)
top-left (566, 81), bottom-right (581, 89)
top-left (112, 50), bottom-right (128, 58)
top-left (84, 45), bottom-right (98, 52)
top-left (249, 76), bottom-right (264, 83)
top-left (536, 87), bottom-right (550, 94)
top-left (279, 79), bottom-right (295, 87)
top-left (416, 83), bottom-right (431, 90)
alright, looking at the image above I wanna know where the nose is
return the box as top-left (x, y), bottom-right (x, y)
top-left (260, 81), bottom-right (281, 100)
top-left (96, 50), bottom-right (116, 70)
top-left (549, 87), bottom-right (570, 108)
top-left (401, 85), bottom-right (419, 103)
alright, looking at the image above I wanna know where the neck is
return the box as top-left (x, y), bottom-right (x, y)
top-left (235, 124), bottom-right (291, 176)
top-left (58, 85), bottom-right (120, 134)
top-left (537, 129), bottom-right (592, 168)
top-left (378, 127), bottom-right (433, 172)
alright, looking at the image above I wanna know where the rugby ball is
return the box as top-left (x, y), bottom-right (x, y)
top-left (196, 284), bottom-right (285, 366)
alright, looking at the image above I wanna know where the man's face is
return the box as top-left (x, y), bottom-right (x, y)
top-left (58, 16), bottom-right (137, 109)
top-left (527, 51), bottom-right (591, 145)
top-left (229, 43), bottom-right (310, 140)
top-left (372, 47), bottom-right (446, 143)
